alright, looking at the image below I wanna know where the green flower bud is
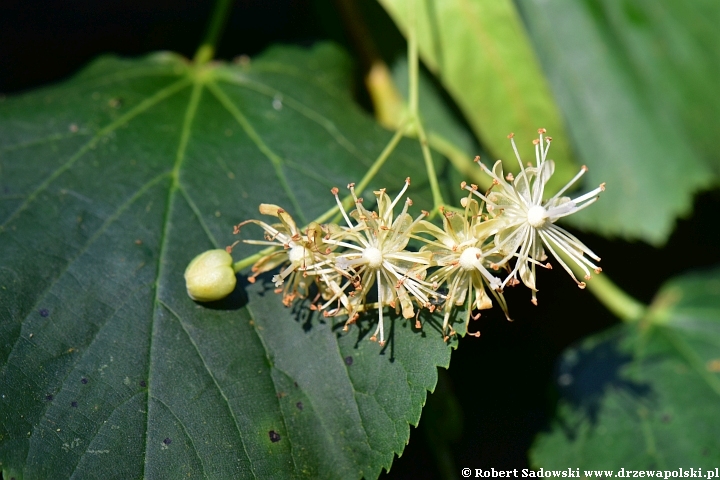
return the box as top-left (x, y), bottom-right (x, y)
top-left (184, 249), bottom-right (237, 302)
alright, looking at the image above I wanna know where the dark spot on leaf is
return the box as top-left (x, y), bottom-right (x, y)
top-left (269, 430), bottom-right (281, 443)
top-left (71, 401), bottom-right (78, 408)
top-left (108, 97), bottom-right (123, 108)
top-left (39, 308), bottom-right (49, 317)
top-left (46, 394), bottom-right (53, 401)
top-left (81, 377), bottom-right (88, 384)
top-left (702, 447), bottom-right (709, 456)
top-left (163, 437), bottom-right (172, 445)
top-left (296, 402), bottom-right (303, 410)
top-left (293, 381), bottom-right (298, 388)
top-left (662, 413), bottom-right (671, 423)
top-left (344, 356), bottom-right (353, 366)
top-left (276, 392), bottom-right (286, 398)
top-left (139, 380), bottom-right (147, 388)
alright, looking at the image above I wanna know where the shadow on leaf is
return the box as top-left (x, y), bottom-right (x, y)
top-left (196, 274), bottom-right (250, 311)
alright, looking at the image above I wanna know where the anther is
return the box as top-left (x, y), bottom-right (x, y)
top-left (508, 133), bottom-right (515, 139)
top-left (474, 155), bottom-right (481, 163)
top-left (331, 187), bottom-right (339, 195)
top-left (538, 128), bottom-right (547, 134)
top-left (533, 139), bottom-right (540, 145)
top-left (600, 183), bottom-right (606, 191)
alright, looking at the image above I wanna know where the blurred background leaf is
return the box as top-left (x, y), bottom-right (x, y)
top-left (518, 0), bottom-right (720, 245)
top-left (532, 266), bottom-right (720, 468)
top-left (376, 0), bottom-right (578, 193)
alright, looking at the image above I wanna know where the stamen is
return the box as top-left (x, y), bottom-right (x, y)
top-left (332, 187), bottom-right (354, 228)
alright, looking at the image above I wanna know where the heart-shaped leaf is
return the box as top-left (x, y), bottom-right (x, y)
top-left (532, 267), bottom-right (720, 468)
top-left (0, 43), bottom-right (456, 479)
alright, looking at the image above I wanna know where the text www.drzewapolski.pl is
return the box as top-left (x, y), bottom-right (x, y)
top-left (460, 468), bottom-right (720, 479)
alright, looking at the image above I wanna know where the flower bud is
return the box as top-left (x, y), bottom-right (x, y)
top-left (184, 249), bottom-right (237, 302)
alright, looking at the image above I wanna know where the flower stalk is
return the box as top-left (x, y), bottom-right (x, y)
top-left (215, 129), bottom-right (616, 344)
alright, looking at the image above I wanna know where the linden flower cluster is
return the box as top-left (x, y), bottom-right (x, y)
top-left (229, 129), bottom-right (605, 345)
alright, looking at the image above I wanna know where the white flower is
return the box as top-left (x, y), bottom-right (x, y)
top-left (235, 204), bottom-right (331, 306)
top-left (321, 178), bottom-right (437, 346)
top-left (466, 129), bottom-right (605, 304)
top-left (412, 195), bottom-right (510, 339)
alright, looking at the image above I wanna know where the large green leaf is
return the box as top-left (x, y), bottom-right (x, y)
top-left (518, 0), bottom-right (720, 245)
top-left (0, 43), bottom-right (455, 478)
top-left (532, 267), bottom-right (720, 468)
top-left (376, 0), bottom-right (577, 193)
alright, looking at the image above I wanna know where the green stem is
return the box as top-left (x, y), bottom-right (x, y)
top-left (313, 125), bottom-right (407, 224)
top-left (234, 125), bottom-right (408, 270)
top-left (414, 120), bottom-right (444, 213)
top-left (557, 248), bottom-right (646, 322)
top-left (427, 132), bottom-right (493, 191)
top-left (408, 0), bottom-right (419, 117)
top-left (233, 247), bottom-right (273, 273)
top-left (406, 0), bottom-right (444, 214)
top-left (193, 0), bottom-right (235, 65)
top-left (585, 273), bottom-right (646, 323)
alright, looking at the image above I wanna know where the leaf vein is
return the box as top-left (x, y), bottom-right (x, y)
top-left (217, 75), bottom-right (374, 169)
top-left (1, 171), bottom-right (171, 372)
top-left (158, 300), bottom-right (256, 479)
top-left (207, 80), bottom-right (308, 225)
top-left (144, 78), bottom-right (204, 479)
top-left (151, 395), bottom-right (209, 479)
top-left (1, 77), bottom-right (190, 230)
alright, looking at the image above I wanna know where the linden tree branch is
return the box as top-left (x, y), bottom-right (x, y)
top-left (193, 0), bottom-right (235, 65)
